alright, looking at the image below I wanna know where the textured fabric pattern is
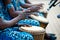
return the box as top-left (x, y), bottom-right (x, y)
top-left (0, 28), bottom-right (34, 40)
top-left (18, 19), bottom-right (40, 26)
top-left (6, 3), bottom-right (14, 10)
top-left (19, 0), bottom-right (26, 5)
top-left (11, 0), bottom-right (22, 10)
top-left (0, 0), bottom-right (4, 19)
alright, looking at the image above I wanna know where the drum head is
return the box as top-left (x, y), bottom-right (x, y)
top-left (19, 26), bottom-right (45, 35)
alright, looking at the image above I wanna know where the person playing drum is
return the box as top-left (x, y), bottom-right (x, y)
top-left (0, 0), bottom-right (34, 40)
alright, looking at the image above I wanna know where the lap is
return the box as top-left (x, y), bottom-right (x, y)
top-left (18, 19), bottom-right (40, 26)
top-left (32, 12), bottom-right (44, 17)
top-left (0, 28), bottom-right (34, 40)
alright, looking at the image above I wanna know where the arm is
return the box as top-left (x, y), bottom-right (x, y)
top-left (3, 0), bottom-right (23, 17)
top-left (3, 0), bottom-right (31, 18)
top-left (3, 0), bottom-right (41, 17)
top-left (20, 0), bottom-right (44, 8)
top-left (25, 0), bottom-right (31, 4)
top-left (0, 15), bottom-right (23, 29)
top-left (20, 0), bottom-right (34, 8)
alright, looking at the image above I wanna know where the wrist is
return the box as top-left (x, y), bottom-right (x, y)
top-left (23, 9), bottom-right (31, 13)
top-left (18, 15), bottom-right (23, 20)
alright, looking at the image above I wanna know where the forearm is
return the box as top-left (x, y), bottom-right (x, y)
top-left (10, 11), bottom-right (24, 17)
top-left (8, 7), bottom-right (32, 18)
top-left (3, 0), bottom-right (25, 17)
top-left (21, 3), bottom-right (33, 8)
top-left (0, 15), bottom-right (22, 29)
top-left (21, 3), bottom-right (44, 8)
top-left (25, 0), bottom-right (31, 4)
top-left (8, 7), bottom-right (25, 17)
top-left (6, 15), bottom-right (21, 27)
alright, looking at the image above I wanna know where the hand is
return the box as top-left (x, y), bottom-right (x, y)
top-left (33, 3), bottom-right (44, 9)
top-left (18, 11), bottom-right (31, 19)
top-left (18, 13), bottom-right (26, 19)
top-left (27, 6), bottom-right (41, 12)
top-left (32, 13), bottom-right (39, 16)
top-left (37, 3), bottom-right (44, 7)
top-left (23, 9), bottom-right (31, 13)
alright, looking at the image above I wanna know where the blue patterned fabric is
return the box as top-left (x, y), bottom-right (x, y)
top-left (18, 19), bottom-right (40, 26)
top-left (19, 0), bottom-right (26, 6)
top-left (11, 0), bottom-right (22, 11)
top-left (0, 0), bottom-right (4, 19)
top-left (3, 3), bottom-right (14, 20)
top-left (0, 28), bottom-right (34, 40)
top-left (6, 3), bottom-right (13, 9)
top-left (0, 0), bottom-right (34, 40)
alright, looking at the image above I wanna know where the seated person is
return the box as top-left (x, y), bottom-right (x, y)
top-left (19, 0), bottom-right (47, 18)
top-left (11, 0), bottom-right (47, 26)
top-left (3, 0), bottom-right (42, 26)
top-left (0, 0), bottom-right (34, 40)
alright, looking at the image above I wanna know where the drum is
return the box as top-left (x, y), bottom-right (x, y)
top-left (30, 14), bottom-right (49, 24)
top-left (19, 26), bottom-right (45, 40)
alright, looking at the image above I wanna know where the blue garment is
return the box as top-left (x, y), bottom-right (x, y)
top-left (19, 0), bottom-right (26, 6)
top-left (11, 0), bottom-right (23, 11)
top-left (0, 0), bottom-right (34, 40)
top-left (0, 0), bottom-right (4, 19)
top-left (0, 28), bottom-right (34, 40)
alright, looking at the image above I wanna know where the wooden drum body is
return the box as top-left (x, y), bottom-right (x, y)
top-left (19, 26), bottom-right (45, 40)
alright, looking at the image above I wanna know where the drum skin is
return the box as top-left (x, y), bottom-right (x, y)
top-left (19, 26), bottom-right (45, 40)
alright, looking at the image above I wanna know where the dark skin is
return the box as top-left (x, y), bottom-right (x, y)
top-left (3, 0), bottom-right (31, 18)
top-left (20, 0), bottom-right (48, 17)
top-left (25, 0), bottom-right (31, 4)
top-left (21, 0), bottom-right (44, 8)
top-left (0, 0), bottom-right (33, 29)
top-left (1, 0), bottom-right (38, 30)
top-left (3, 0), bottom-right (43, 18)
top-left (20, 0), bottom-right (45, 16)
top-left (19, 0), bottom-right (44, 12)
top-left (1, 0), bottom-right (45, 30)
top-left (0, 15), bottom-right (25, 29)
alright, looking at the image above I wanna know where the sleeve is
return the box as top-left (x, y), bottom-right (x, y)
top-left (0, 13), bottom-right (4, 19)
top-left (0, 14), bottom-right (2, 18)
top-left (19, 0), bottom-right (26, 5)
top-left (6, 3), bottom-right (14, 10)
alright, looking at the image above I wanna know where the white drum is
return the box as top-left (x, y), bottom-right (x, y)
top-left (19, 26), bottom-right (45, 40)
top-left (30, 14), bottom-right (49, 24)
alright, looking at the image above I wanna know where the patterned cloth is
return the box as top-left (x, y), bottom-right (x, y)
top-left (0, 0), bottom-right (34, 40)
top-left (0, 0), bottom-right (4, 19)
top-left (0, 28), bottom-right (34, 40)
